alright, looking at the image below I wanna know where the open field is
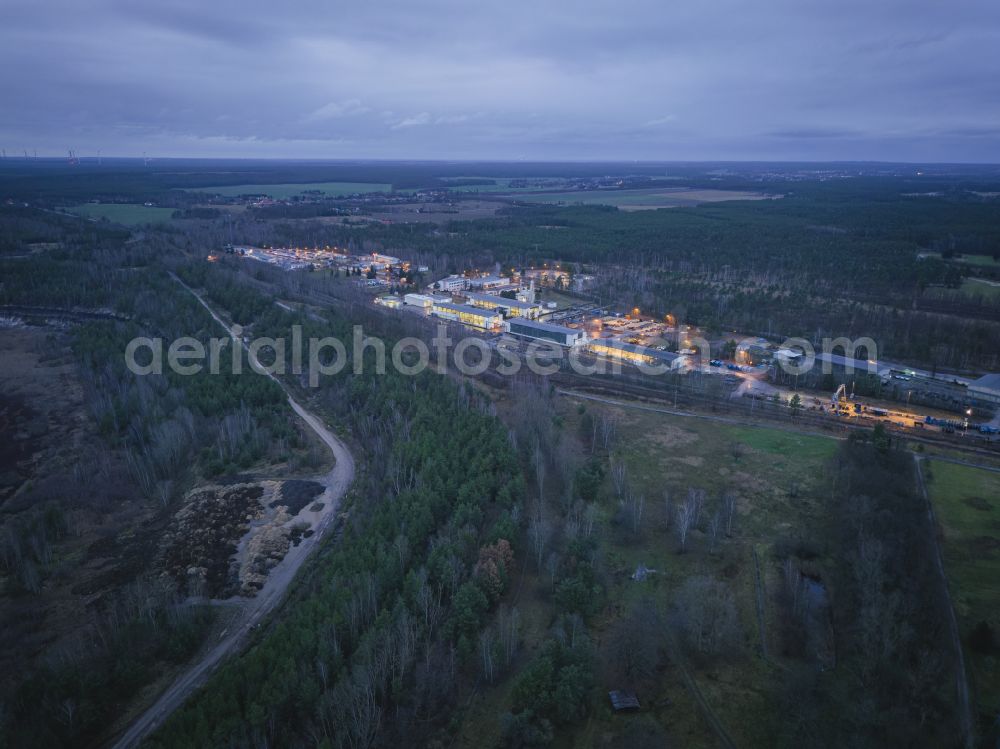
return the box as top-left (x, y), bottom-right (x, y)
top-left (507, 187), bottom-right (779, 210)
top-left (926, 277), bottom-right (1000, 303)
top-left (367, 199), bottom-right (506, 224)
top-left (581, 402), bottom-right (837, 746)
top-left (458, 390), bottom-right (839, 748)
top-left (61, 203), bottom-right (175, 225)
top-left (919, 251), bottom-right (1000, 268)
top-left (926, 277), bottom-right (1000, 302)
top-left (190, 181), bottom-right (393, 198)
top-left (443, 176), bottom-right (569, 193)
top-left (925, 459), bottom-right (1000, 722)
top-left (963, 277), bottom-right (1000, 300)
top-left (953, 254), bottom-right (1000, 267)
top-left (534, 288), bottom-right (585, 310)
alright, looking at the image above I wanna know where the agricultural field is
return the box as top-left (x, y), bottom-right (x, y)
top-left (443, 177), bottom-right (569, 193)
top-left (61, 203), bottom-right (175, 225)
top-left (190, 181), bottom-right (393, 198)
top-left (367, 199), bottom-right (505, 224)
top-left (925, 277), bottom-right (1000, 302)
top-left (508, 187), bottom-right (778, 210)
top-left (952, 254), bottom-right (1000, 267)
top-left (919, 251), bottom-right (1000, 268)
top-left (924, 459), bottom-right (1000, 722)
top-left (458, 391), bottom-right (840, 748)
top-left (959, 277), bottom-right (1000, 301)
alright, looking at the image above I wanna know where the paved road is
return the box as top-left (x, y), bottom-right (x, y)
top-left (109, 276), bottom-right (355, 749)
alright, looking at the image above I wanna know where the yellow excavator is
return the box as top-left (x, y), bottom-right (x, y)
top-left (831, 383), bottom-right (855, 416)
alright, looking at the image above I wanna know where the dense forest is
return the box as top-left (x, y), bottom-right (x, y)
top-left (144, 339), bottom-right (529, 747)
top-left (0, 165), bottom-right (995, 747)
top-left (776, 431), bottom-right (961, 747)
top-left (0, 220), bottom-right (314, 747)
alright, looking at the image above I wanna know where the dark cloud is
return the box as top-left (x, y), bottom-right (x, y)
top-left (0, 0), bottom-right (998, 160)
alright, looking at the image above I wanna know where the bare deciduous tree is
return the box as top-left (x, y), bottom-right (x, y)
top-left (626, 491), bottom-right (645, 536)
top-left (533, 439), bottom-right (546, 504)
top-left (610, 458), bottom-right (628, 499)
top-left (676, 501), bottom-right (694, 553)
top-left (583, 502), bottom-right (598, 537)
top-left (723, 491), bottom-right (737, 536)
top-left (671, 576), bottom-right (741, 656)
top-left (688, 487), bottom-right (705, 529)
top-left (708, 510), bottom-right (722, 553)
top-left (599, 413), bottom-right (618, 452)
top-left (528, 517), bottom-right (551, 572)
top-left (479, 628), bottom-right (496, 683)
top-left (497, 605), bottom-right (521, 668)
top-left (546, 551), bottom-right (561, 588)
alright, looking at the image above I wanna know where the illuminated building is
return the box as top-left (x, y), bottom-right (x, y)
top-left (462, 291), bottom-right (541, 319)
top-left (431, 301), bottom-right (503, 330)
top-left (506, 318), bottom-right (585, 346)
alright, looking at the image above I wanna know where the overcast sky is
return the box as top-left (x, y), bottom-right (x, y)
top-left (2, 0), bottom-right (998, 162)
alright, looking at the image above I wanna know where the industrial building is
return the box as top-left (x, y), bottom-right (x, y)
top-left (587, 339), bottom-right (681, 367)
top-left (404, 293), bottom-right (440, 309)
top-left (462, 291), bottom-right (542, 319)
top-left (969, 373), bottom-right (1000, 407)
top-left (813, 352), bottom-right (891, 382)
top-left (434, 275), bottom-right (470, 293)
top-left (506, 318), bottom-right (585, 347)
top-left (468, 275), bottom-right (510, 290)
top-left (431, 300), bottom-right (503, 330)
top-left (375, 295), bottom-right (402, 309)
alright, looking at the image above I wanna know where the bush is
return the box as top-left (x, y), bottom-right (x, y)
top-left (969, 620), bottom-right (996, 654)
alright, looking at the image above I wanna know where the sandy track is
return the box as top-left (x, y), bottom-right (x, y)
top-left (109, 276), bottom-right (355, 749)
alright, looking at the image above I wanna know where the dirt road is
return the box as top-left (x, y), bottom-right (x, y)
top-left (109, 276), bottom-right (355, 749)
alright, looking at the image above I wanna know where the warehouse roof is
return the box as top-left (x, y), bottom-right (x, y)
top-left (815, 352), bottom-right (882, 372)
top-left (971, 373), bottom-right (1000, 394)
top-left (508, 317), bottom-right (579, 335)
top-left (464, 291), bottom-right (539, 310)
top-left (433, 301), bottom-right (501, 317)
top-left (589, 338), bottom-right (678, 362)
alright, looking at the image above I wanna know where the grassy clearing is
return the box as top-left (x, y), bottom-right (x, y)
top-left (925, 459), bottom-right (1000, 719)
top-left (925, 277), bottom-right (1000, 302)
top-left (572, 402), bottom-right (837, 745)
top-left (962, 277), bottom-right (1000, 300)
top-left (62, 203), bottom-right (174, 225)
top-left (535, 288), bottom-right (584, 310)
top-left (457, 391), bottom-right (839, 748)
top-left (190, 181), bottom-right (392, 198)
